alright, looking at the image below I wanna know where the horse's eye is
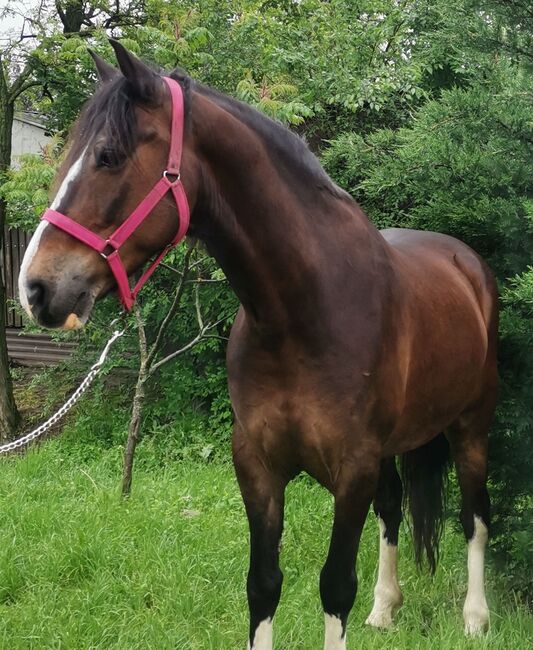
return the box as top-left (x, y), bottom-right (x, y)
top-left (95, 148), bottom-right (118, 169)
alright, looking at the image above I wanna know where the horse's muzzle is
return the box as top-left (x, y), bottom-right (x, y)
top-left (23, 277), bottom-right (92, 330)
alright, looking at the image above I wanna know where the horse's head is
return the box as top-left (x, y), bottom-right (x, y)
top-left (19, 40), bottom-right (201, 329)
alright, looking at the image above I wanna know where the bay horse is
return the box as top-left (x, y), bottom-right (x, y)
top-left (18, 40), bottom-right (498, 649)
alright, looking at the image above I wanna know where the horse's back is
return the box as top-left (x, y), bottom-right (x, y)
top-left (382, 227), bottom-right (498, 335)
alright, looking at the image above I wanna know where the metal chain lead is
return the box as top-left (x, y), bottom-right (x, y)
top-left (0, 328), bottom-right (125, 455)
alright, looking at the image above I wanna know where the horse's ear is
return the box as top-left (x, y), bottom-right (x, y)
top-left (109, 38), bottom-right (160, 101)
top-left (88, 50), bottom-right (119, 84)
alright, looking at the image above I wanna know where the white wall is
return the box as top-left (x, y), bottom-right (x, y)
top-left (11, 116), bottom-right (51, 168)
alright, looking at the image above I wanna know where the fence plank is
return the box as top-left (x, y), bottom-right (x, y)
top-left (18, 231), bottom-right (29, 328)
top-left (2, 227), bottom-right (32, 328)
top-left (3, 227), bottom-right (14, 327)
top-left (13, 230), bottom-right (22, 327)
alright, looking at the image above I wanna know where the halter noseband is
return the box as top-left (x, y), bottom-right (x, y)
top-left (41, 77), bottom-right (190, 311)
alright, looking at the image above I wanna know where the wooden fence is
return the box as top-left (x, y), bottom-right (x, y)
top-left (1, 227), bottom-right (32, 328)
top-left (1, 228), bottom-right (76, 365)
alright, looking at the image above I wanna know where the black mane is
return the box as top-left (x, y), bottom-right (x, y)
top-left (74, 67), bottom-right (349, 201)
top-left (186, 76), bottom-right (349, 201)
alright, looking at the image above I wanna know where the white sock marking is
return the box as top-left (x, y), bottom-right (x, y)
top-left (324, 613), bottom-right (345, 650)
top-left (18, 147), bottom-right (88, 316)
top-left (248, 617), bottom-right (272, 650)
top-left (463, 515), bottom-right (489, 636)
top-left (366, 518), bottom-right (403, 629)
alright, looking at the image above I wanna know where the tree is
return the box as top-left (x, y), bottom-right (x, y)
top-left (0, 54), bottom-right (32, 437)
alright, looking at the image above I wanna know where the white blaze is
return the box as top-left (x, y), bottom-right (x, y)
top-left (18, 221), bottom-right (49, 316)
top-left (324, 614), bottom-right (345, 650)
top-left (248, 618), bottom-right (272, 650)
top-left (366, 518), bottom-right (403, 629)
top-left (50, 146), bottom-right (88, 210)
top-left (18, 147), bottom-right (87, 316)
top-left (463, 515), bottom-right (489, 636)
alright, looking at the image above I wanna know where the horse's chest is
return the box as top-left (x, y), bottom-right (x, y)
top-left (229, 365), bottom-right (376, 483)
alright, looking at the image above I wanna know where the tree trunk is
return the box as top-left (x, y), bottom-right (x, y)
top-left (121, 369), bottom-right (147, 496)
top-left (0, 278), bottom-right (17, 440)
top-left (122, 306), bottom-right (148, 496)
top-left (0, 82), bottom-right (19, 439)
top-left (56, 1), bottom-right (87, 34)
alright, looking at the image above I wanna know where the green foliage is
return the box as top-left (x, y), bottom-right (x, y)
top-left (323, 76), bottom-right (533, 275)
top-left (236, 72), bottom-right (313, 124)
top-left (1, 142), bottom-right (61, 228)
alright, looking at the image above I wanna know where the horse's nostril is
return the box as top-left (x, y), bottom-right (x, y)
top-left (26, 280), bottom-right (49, 310)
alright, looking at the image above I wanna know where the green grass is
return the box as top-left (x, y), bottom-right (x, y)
top-left (0, 444), bottom-right (530, 649)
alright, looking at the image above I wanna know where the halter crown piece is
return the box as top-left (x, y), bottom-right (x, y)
top-left (41, 77), bottom-right (190, 311)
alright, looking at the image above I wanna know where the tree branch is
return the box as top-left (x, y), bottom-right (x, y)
top-left (149, 317), bottom-right (228, 376)
top-left (194, 280), bottom-right (204, 331)
top-left (160, 254), bottom-right (210, 276)
top-left (7, 66), bottom-right (36, 103)
top-left (122, 303), bottom-right (149, 496)
top-left (9, 79), bottom-right (40, 101)
top-left (146, 243), bottom-right (196, 366)
top-left (54, 0), bottom-right (66, 25)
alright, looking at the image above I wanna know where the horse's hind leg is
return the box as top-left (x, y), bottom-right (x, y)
top-left (366, 457), bottom-right (403, 629)
top-left (233, 429), bottom-right (286, 650)
top-left (448, 387), bottom-right (496, 636)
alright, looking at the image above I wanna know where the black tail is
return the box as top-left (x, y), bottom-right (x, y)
top-left (400, 433), bottom-right (450, 573)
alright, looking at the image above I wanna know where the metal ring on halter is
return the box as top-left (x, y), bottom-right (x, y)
top-left (163, 170), bottom-right (181, 185)
top-left (100, 240), bottom-right (117, 260)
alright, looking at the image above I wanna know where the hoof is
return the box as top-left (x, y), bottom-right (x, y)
top-left (366, 589), bottom-right (402, 629)
top-left (464, 604), bottom-right (489, 637)
top-left (365, 609), bottom-right (394, 629)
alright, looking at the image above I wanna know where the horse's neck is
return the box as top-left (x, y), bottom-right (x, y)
top-left (191, 95), bottom-right (390, 338)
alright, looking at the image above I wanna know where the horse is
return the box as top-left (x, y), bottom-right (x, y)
top-left (18, 40), bottom-right (498, 649)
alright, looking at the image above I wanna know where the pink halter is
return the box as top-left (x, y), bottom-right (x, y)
top-left (41, 77), bottom-right (190, 311)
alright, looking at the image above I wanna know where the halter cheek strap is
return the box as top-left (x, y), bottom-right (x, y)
top-left (41, 77), bottom-right (190, 311)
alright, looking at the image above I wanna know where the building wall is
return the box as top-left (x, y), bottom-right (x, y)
top-left (11, 115), bottom-right (51, 166)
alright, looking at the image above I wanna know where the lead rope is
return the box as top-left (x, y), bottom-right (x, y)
top-left (0, 326), bottom-right (125, 455)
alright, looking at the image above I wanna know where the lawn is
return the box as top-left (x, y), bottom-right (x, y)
top-left (0, 443), bottom-right (530, 649)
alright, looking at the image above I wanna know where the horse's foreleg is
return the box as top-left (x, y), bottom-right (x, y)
top-left (320, 457), bottom-right (380, 650)
top-left (366, 457), bottom-right (403, 629)
top-left (233, 433), bottom-right (286, 650)
top-left (449, 394), bottom-right (495, 637)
